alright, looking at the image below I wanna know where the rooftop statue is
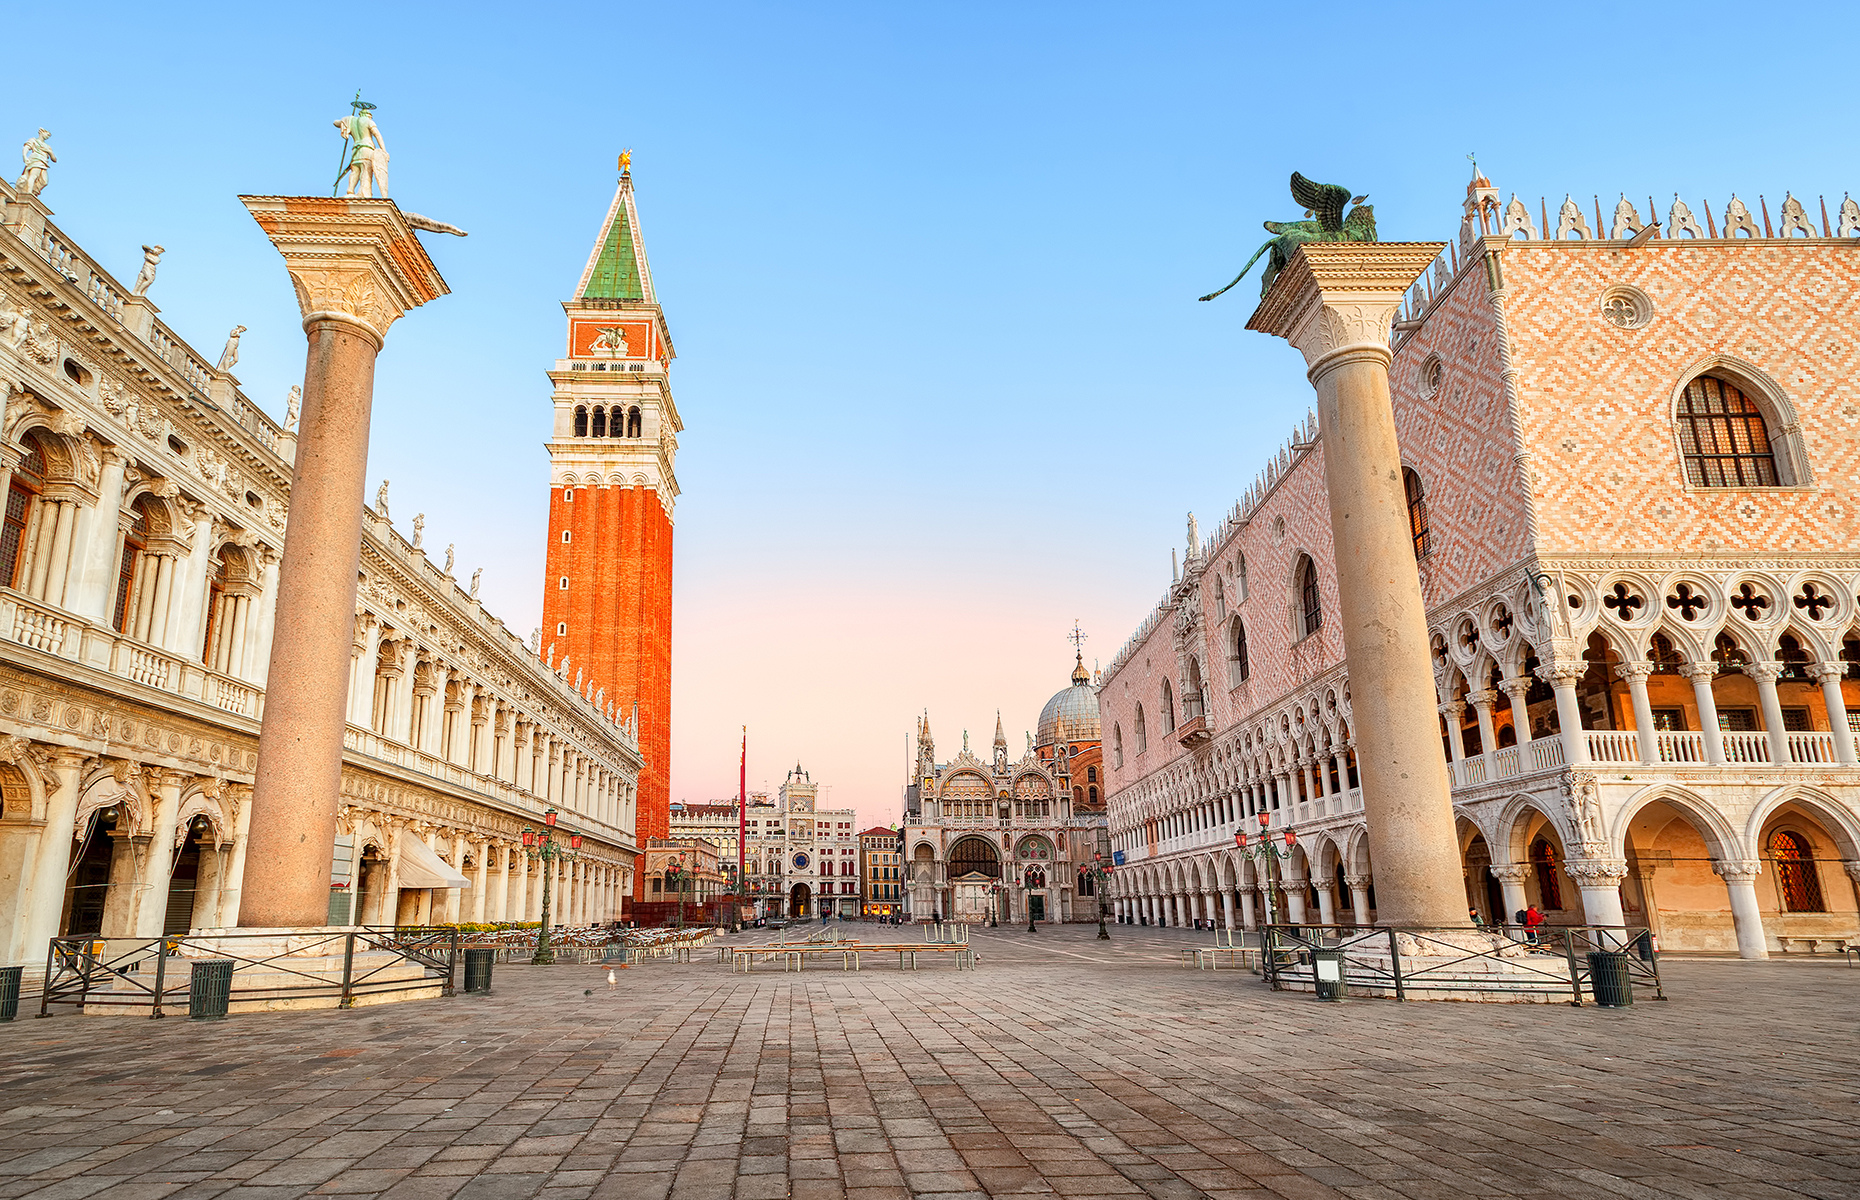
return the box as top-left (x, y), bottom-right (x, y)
top-left (15, 128), bottom-right (54, 197)
top-left (1199, 172), bottom-right (1376, 302)
top-left (131, 245), bottom-right (164, 297)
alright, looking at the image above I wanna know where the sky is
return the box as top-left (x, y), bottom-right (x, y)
top-left (13, 4), bottom-right (1857, 828)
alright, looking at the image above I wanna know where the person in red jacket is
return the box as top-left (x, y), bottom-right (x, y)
top-left (1523, 904), bottom-right (1546, 945)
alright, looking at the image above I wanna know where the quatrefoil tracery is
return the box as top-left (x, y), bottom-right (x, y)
top-left (1730, 582), bottom-right (1771, 620)
top-left (1665, 583), bottom-right (1708, 622)
top-left (1793, 582), bottom-right (1835, 621)
top-left (1603, 582), bottom-right (1644, 618)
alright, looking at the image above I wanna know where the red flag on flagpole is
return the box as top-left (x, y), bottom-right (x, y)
top-left (738, 727), bottom-right (748, 906)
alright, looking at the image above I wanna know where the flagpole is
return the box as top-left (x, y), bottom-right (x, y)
top-left (739, 726), bottom-right (748, 922)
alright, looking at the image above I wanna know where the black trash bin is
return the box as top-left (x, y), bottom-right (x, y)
top-left (1632, 929), bottom-right (1656, 962)
top-left (1587, 950), bottom-right (1633, 1007)
top-left (189, 959), bottom-right (234, 1020)
top-left (1311, 948), bottom-right (1347, 1002)
top-left (0, 964), bottom-right (20, 1022)
top-left (463, 948), bottom-right (495, 994)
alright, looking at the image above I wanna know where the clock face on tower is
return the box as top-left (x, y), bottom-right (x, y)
top-left (793, 852), bottom-right (810, 871)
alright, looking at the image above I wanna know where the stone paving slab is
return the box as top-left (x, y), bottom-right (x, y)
top-left (0, 925), bottom-right (1855, 1200)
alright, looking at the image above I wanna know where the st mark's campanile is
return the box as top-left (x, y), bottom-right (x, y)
top-left (541, 156), bottom-right (681, 898)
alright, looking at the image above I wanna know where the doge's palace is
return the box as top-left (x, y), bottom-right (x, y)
top-left (1102, 171), bottom-right (1860, 958)
top-left (0, 154), bottom-right (641, 970)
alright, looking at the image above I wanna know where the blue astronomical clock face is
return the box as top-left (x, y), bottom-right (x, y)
top-left (793, 852), bottom-right (810, 870)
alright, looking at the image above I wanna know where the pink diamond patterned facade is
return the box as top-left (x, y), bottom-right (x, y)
top-left (1101, 178), bottom-right (1860, 959)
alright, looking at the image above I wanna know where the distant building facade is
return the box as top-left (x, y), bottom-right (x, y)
top-left (743, 766), bottom-right (859, 918)
top-left (902, 656), bottom-right (1110, 923)
top-left (859, 825), bottom-right (903, 917)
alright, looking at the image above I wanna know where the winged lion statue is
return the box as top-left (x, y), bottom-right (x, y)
top-left (1199, 173), bottom-right (1377, 302)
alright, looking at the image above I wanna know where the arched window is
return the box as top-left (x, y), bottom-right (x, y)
top-left (1530, 836), bottom-right (1563, 910)
top-left (1087, 785), bottom-right (1097, 804)
top-left (1776, 633), bottom-right (1812, 681)
top-left (1160, 680), bottom-right (1176, 734)
top-left (2, 438), bottom-right (46, 590)
top-left (1768, 829), bottom-right (1824, 912)
top-left (1648, 632), bottom-right (1683, 674)
top-left (1229, 617), bottom-right (1250, 685)
top-left (112, 502), bottom-right (148, 633)
top-left (1112, 725), bottom-right (1123, 768)
top-left (1297, 555), bottom-right (1322, 639)
top-left (1134, 706), bottom-right (1147, 754)
top-left (1234, 553), bottom-right (1247, 602)
top-left (590, 406), bottom-right (607, 438)
top-left (1086, 766), bottom-right (1096, 783)
top-left (1676, 375), bottom-right (1780, 487)
top-left (201, 549), bottom-right (226, 663)
top-left (626, 406), bottom-right (642, 437)
top-left (1404, 467), bottom-right (1430, 557)
top-left (573, 406), bottom-right (588, 438)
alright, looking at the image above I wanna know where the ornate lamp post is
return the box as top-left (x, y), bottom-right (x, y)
top-left (666, 854), bottom-right (688, 930)
top-left (1234, 814), bottom-right (1296, 929)
top-left (1024, 864), bottom-right (1045, 934)
top-left (988, 880), bottom-right (1001, 928)
top-left (521, 807), bottom-right (580, 964)
top-left (1084, 852), bottom-right (1114, 940)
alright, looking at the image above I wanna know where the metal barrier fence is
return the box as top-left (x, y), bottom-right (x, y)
top-left (37, 927), bottom-right (461, 1018)
top-left (1259, 924), bottom-right (1664, 1004)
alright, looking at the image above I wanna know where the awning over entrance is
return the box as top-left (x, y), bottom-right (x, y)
top-left (396, 830), bottom-right (469, 889)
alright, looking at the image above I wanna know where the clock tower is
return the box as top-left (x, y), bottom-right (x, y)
top-left (541, 156), bottom-right (682, 897)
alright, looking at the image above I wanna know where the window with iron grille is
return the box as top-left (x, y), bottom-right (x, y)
top-left (1298, 557), bottom-right (1322, 639)
top-left (1676, 375), bottom-right (1780, 487)
top-left (1403, 468), bottom-right (1430, 557)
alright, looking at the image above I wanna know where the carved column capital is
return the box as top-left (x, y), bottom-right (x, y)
top-left (1844, 860), bottom-right (1860, 884)
top-left (1744, 662), bottom-right (1783, 685)
top-left (1613, 662), bottom-right (1654, 682)
top-left (1712, 858), bottom-right (1764, 883)
top-left (1563, 858), bottom-right (1629, 886)
top-left (1815, 662), bottom-right (1850, 685)
top-left (238, 196), bottom-right (449, 346)
top-left (1465, 689), bottom-right (1497, 710)
top-left (1683, 662), bottom-right (1719, 684)
top-left (1487, 863), bottom-right (1531, 884)
top-left (1245, 241), bottom-right (1448, 380)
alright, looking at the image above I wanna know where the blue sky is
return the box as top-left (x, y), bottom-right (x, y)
top-left (15, 4), bottom-right (1855, 824)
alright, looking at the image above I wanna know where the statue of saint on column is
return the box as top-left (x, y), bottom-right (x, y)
top-left (332, 98), bottom-right (389, 198)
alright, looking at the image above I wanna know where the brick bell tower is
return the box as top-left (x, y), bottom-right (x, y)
top-left (541, 154), bottom-right (682, 898)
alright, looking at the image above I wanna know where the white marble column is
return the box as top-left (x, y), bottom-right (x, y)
top-left (1686, 664), bottom-right (1726, 765)
top-left (216, 788), bottom-right (255, 928)
top-left (1816, 664), bottom-right (1857, 765)
top-left (1500, 678), bottom-right (1533, 745)
top-left (68, 446), bottom-right (128, 622)
top-left (1239, 887), bottom-right (1257, 930)
top-left (133, 772), bottom-right (186, 938)
top-left (13, 750), bottom-right (90, 962)
top-left (1748, 663), bottom-right (1791, 764)
top-left (1489, 864), bottom-right (1529, 925)
top-left (1544, 664), bottom-right (1590, 765)
top-left (1713, 859), bottom-right (1770, 960)
top-left (1567, 860), bottom-right (1629, 935)
top-left (1221, 889), bottom-right (1236, 930)
top-left (1345, 873), bottom-right (1372, 926)
top-left (1617, 662), bottom-right (1658, 765)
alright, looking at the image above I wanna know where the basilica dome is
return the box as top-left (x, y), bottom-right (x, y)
top-left (1036, 656), bottom-right (1100, 748)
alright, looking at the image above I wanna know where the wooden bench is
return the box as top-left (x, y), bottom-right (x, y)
top-left (728, 943), bottom-right (974, 973)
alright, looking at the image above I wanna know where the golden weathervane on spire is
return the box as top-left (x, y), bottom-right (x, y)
top-left (618, 149), bottom-right (633, 173)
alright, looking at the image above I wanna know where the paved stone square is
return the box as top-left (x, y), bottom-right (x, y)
top-left (0, 925), bottom-right (1855, 1200)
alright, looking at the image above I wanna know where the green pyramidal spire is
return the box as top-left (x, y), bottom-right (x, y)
top-left (575, 154), bottom-right (656, 303)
